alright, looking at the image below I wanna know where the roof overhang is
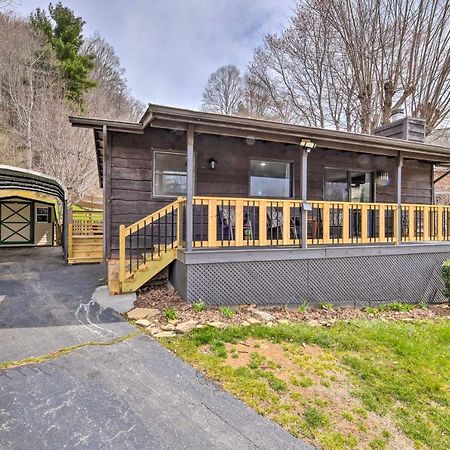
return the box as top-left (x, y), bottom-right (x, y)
top-left (0, 165), bottom-right (68, 202)
top-left (70, 104), bottom-right (450, 186)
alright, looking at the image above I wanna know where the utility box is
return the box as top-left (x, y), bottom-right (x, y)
top-left (373, 117), bottom-right (426, 143)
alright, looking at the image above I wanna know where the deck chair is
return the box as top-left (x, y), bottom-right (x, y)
top-left (218, 205), bottom-right (236, 240)
top-left (267, 209), bottom-right (298, 240)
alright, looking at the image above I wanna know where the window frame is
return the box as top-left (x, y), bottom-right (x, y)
top-left (36, 206), bottom-right (50, 223)
top-left (323, 167), bottom-right (376, 203)
top-left (248, 158), bottom-right (294, 199)
top-left (152, 149), bottom-right (195, 199)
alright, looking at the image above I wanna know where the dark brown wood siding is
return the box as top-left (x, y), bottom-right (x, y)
top-left (106, 128), bottom-right (434, 253)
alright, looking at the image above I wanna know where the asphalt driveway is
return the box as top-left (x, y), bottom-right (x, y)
top-left (0, 247), bottom-right (311, 449)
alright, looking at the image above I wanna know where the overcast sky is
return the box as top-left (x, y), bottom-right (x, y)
top-left (13, 0), bottom-right (294, 110)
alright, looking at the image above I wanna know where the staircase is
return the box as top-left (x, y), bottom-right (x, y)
top-left (118, 198), bottom-right (184, 293)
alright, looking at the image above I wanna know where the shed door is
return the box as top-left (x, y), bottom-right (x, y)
top-left (0, 201), bottom-right (33, 244)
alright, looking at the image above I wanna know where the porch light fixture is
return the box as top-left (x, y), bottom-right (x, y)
top-left (376, 171), bottom-right (390, 186)
top-left (208, 158), bottom-right (217, 170)
top-left (300, 139), bottom-right (316, 152)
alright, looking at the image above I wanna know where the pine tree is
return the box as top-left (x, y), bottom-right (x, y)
top-left (30, 2), bottom-right (96, 109)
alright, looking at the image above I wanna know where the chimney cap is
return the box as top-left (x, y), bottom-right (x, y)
top-left (390, 108), bottom-right (406, 122)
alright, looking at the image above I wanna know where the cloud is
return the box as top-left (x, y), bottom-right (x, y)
top-left (15, 0), bottom-right (294, 109)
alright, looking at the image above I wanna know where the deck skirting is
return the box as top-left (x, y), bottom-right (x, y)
top-left (170, 244), bottom-right (450, 306)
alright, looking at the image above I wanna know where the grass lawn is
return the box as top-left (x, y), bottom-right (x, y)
top-left (162, 319), bottom-right (450, 450)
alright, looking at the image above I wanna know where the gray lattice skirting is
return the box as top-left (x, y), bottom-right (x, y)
top-left (169, 244), bottom-right (450, 306)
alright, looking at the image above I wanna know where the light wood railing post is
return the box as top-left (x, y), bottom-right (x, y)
top-left (361, 204), bottom-right (368, 243)
top-left (177, 198), bottom-right (185, 248)
top-left (235, 200), bottom-right (244, 246)
top-left (342, 203), bottom-right (350, 244)
top-left (423, 206), bottom-right (430, 241)
top-left (322, 203), bottom-right (330, 244)
top-left (68, 223), bottom-right (73, 259)
top-left (378, 205), bottom-right (386, 243)
top-left (207, 199), bottom-right (217, 247)
top-left (407, 206), bottom-right (414, 241)
top-left (282, 202), bottom-right (291, 245)
top-left (119, 224), bottom-right (126, 284)
top-left (393, 206), bottom-right (399, 243)
top-left (438, 206), bottom-right (444, 241)
top-left (259, 201), bottom-right (268, 245)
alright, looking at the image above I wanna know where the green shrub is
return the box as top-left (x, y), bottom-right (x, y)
top-left (219, 306), bottom-right (234, 319)
top-left (319, 302), bottom-right (334, 311)
top-left (298, 302), bottom-right (309, 314)
top-left (164, 308), bottom-right (178, 321)
top-left (442, 259), bottom-right (450, 300)
top-left (193, 300), bottom-right (206, 313)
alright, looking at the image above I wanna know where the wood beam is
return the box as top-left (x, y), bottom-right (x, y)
top-left (186, 124), bottom-right (195, 252)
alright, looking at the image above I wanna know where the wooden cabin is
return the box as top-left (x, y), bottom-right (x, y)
top-left (70, 105), bottom-right (450, 306)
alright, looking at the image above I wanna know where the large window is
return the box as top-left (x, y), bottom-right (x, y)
top-left (153, 151), bottom-right (189, 197)
top-left (250, 160), bottom-right (292, 198)
top-left (324, 169), bottom-right (374, 202)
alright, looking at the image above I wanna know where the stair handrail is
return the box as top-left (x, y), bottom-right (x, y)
top-left (119, 197), bottom-right (186, 284)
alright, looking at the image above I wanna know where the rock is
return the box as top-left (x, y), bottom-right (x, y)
top-left (250, 309), bottom-right (275, 322)
top-left (146, 326), bottom-right (162, 336)
top-left (127, 308), bottom-right (157, 320)
top-left (247, 318), bottom-right (261, 325)
top-left (208, 321), bottom-right (227, 329)
top-left (135, 319), bottom-right (151, 327)
top-left (307, 320), bottom-right (320, 327)
top-left (161, 324), bottom-right (175, 331)
top-left (153, 331), bottom-right (176, 338)
top-left (168, 319), bottom-right (179, 325)
top-left (278, 319), bottom-right (290, 325)
top-left (242, 320), bottom-right (251, 326)
top-left (145, 308), bottom-right (161, 319)
top-left (266, 321), bottom-right (274, 327)
top-left (175, 320), bottom-right (198, 334)
top-left (195, 324), bottom-right (205, 329)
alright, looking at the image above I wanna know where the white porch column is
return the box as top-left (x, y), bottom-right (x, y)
top-left (186, 124), bottom-right (195, 252)
top-left (396, 153), bottom-right (403, 245)
top-left (300, 147), bottom-right (308, 248)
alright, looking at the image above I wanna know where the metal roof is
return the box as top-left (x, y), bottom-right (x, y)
top-left (70, 104), bottom-right (450, 185)
top-left (0, 165), bottom-right (68, 202)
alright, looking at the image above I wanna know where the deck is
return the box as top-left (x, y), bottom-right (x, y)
top-left (113, 196), bottom-right (450, 295)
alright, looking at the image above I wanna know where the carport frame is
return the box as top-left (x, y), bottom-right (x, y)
top-left (0, 166), bottom-right (69, 258)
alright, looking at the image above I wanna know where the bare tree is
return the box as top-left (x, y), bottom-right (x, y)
top-left (248, 5), bottom-right (359, 129)
top-left (83, 33), bottom-right (144, 122)
top-left (310, 0), bottom-right (450, 132)
top-left (0, 13), bottom-right (144, 201)
top-left (202, 65), bottom-right (244, 115)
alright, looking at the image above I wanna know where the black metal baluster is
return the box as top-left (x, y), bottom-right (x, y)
top-left (128, 232), bottom-right (132, 274)
top-left (164, 210), bottom-right (168, 252)
top-left (143, 221), bottom-right (147, 265)
top-left (157, 213), bottom-right (161, 255)
top-left (151, 218), bottom-right (154, 260)
top-left (171, 206), bottom-right (174, 247)
top-left (136, 224), bottom-right (140, 270)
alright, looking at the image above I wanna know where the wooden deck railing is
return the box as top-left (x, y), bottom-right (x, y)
top-left (189, 196), bottom-right (450, 247)
top-left (68, 209), bottom-right (104, 264)
top-left (118, 198), bottom-right (184, 285)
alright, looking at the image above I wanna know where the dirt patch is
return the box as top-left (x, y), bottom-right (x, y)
top-left (220, 338), bottom-right (415, 449)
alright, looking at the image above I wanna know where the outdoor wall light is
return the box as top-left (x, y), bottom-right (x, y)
top-left (376, 171), bottom-right (390, 186)
top-left (300, 139), bottom-right (317, 152)
top-left (208, 158), bottom-right (217, 170)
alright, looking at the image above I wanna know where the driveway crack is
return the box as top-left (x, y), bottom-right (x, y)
top-left (0, 331), bottom-right (142, 371)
